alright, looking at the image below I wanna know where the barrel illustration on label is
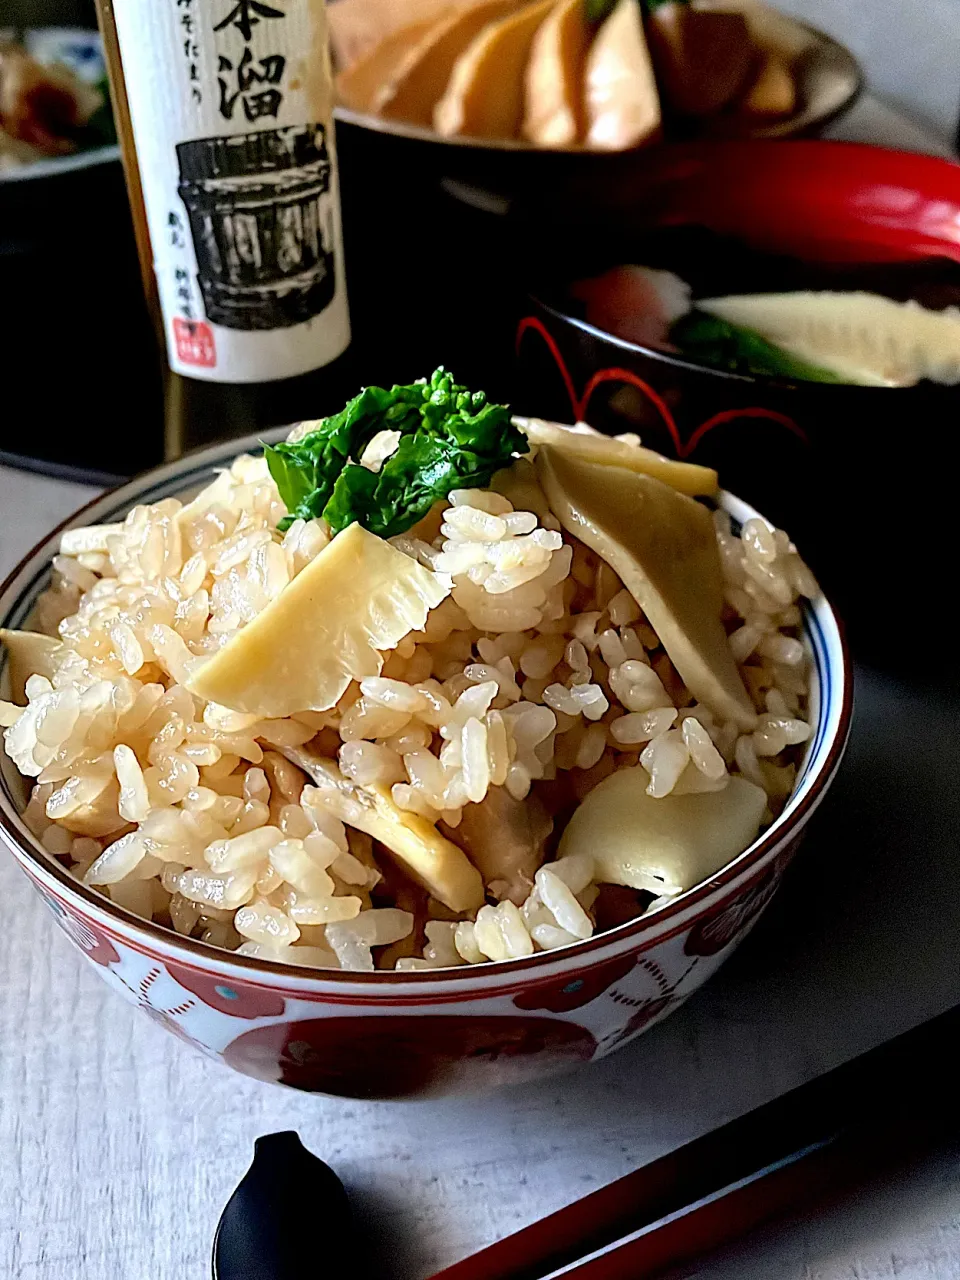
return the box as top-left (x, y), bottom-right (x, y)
top-left (176, 122), bottom-right (337, 332)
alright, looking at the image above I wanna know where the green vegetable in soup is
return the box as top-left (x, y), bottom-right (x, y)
top-left (696, 290), bottom-right (960, 387)
top-left (266, 369), bottom-right (525, 538)
top-left (670, 310), bottom-right (844, 384)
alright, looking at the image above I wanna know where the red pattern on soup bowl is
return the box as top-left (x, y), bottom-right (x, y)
top-left (0, 433), bottom-right (852, 1099)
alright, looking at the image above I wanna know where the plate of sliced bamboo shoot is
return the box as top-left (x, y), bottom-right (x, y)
top-left (328, 0), bottom-right (862, 153)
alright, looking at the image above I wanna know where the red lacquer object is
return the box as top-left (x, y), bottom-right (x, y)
top-left (513, 140), bottom-right (960, 673)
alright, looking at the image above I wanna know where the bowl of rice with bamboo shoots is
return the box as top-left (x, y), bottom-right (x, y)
top-left (0, 369), bottom-right (850, 1098)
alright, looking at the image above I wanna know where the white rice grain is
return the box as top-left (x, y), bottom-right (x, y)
top-left (114, 744), bottom-right (150, 822)
top-left (681, 717), bottom-right (727, 780)
top-left (640, 730), bottom-right (690, 798)
top-left (84, 832), bottom-right (147, 885)
top-left (235, 900), bottom-right (301, 946)
top-left (535, 866), bottom-right (594, 939)
top-left (473, 902), bottom-right (534, 961)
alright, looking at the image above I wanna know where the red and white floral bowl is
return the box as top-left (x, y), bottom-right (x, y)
top-left (0, 433), bottom-right (853, 1099)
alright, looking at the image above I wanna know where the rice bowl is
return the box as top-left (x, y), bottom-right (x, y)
top-left (0, 373), bottom-right (833, 986)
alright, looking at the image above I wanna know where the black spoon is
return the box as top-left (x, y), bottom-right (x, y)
top-left (213, 1132), bottom-right (360, 1279)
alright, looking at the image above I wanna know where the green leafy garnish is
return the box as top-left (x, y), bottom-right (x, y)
top-left (265, 384), bottom-right (424, 525)
top-left (265, 369), bottom-right (526, 538)
top-left (670, 311), bottom-right (845, 384)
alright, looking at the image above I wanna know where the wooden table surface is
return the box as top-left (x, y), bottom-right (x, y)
top-left (2, 98), bottom-right (960, 1280)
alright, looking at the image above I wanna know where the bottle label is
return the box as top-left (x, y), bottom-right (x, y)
top-left (113, 0), bottom-right (350, 383)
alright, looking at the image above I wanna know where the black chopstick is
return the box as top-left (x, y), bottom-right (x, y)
top-left (428, 1003), bottom-right (960, 1280)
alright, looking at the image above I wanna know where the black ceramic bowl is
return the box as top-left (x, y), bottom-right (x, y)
top-left (332, 0), bottom-right (862, 205)
top-left (509, 140), bottom-right (960, 675)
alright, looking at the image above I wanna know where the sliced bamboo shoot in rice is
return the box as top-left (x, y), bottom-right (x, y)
top-left (448, 784), bottom-right (552, 904)
top-left (434, 0), bottom-right (555, 139)
top-left (490, 457), bottom-right (556, 525)
top-left (291, 750), bottom-right (484, 913)
top-left (536, 447), bottom-right (755, 729)
top-left (697, 292), bottom-right (960, 387)
top-left (559, 766), bottom-right (766, 893)
top-left (186, 523), bottom-right (449, 718)
top-left (0, 629), bottom-right (61, 704)
top-left (515, 417), bottom-right (717, 496)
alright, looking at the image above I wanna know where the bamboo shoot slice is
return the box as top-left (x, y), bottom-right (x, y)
top-left (516, 418), bottom-right (718, 496)
top-left (434, 0), bottom-right (555, 139)
top-left (374, 0), bottom-right (529, 127)
top-left (740, 53), bottom-right (796, 117)
top-left (559, 766), bottom-right (766, 892)
top-left (336, 19), bottom-right (441, 111)
top-left (294, 753), bottom-right (485, 912)
top-left (584, 0), bottom-right (661, 151)
top-left (186, 524), bottom-right (449, 718)
top-left (536, 446), bottom-right (755, 729)
top-left (1, 629), bottom-right (61, 704)
top-left (697, 292), bottom-right (960, 387)
top-left (521, 0), bottom-right (591, 146)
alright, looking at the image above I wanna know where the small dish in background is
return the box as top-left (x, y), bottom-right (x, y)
top-left (0, 26), bottom-right (118, 183)
top-left (23, 26), bottom-right (105, 83)
top-left (330, 0), bottom-right (861, 193)
top-left (509, 139), bottom-right (960, 670)
top-left (694, 0), bottom-right (862, 140)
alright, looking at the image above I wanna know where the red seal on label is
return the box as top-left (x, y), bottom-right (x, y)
top-left (173, 317), bottom-right (216, 367)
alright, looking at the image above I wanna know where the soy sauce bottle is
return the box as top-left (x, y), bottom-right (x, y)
top-left (94, 0), bottom-right (352, 457)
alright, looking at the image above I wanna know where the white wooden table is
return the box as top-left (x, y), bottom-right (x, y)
top-left (2, 99), bottom-right (960, 1280)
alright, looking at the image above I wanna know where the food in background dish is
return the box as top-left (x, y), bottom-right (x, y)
top-left (2, 370), bottom-right (816, 971)
top-left (371, 0), bottom-right (526, 127)
top-left (573, 264), bottom-right (960, 386)
top-left (583, 0), bottom-right (661, 149)
top-left (325, 0), bottom-right (454, 71)
top-left (523, 0), bottom-right (592, 147)
top-left (434, 0), bottom-right (556, 140)
top-left (0, 37), bottom-right (113, 170)
top-left (329, 0), bottom-right (798, 148)
top-left (643, 1), bottom-right (756, 118)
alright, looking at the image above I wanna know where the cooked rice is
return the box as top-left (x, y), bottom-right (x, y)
top-left (2, 432), bottom-right (815, 972)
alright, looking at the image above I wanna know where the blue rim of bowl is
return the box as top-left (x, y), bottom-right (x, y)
top-left (0, 432), bottom-right (854, 984)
